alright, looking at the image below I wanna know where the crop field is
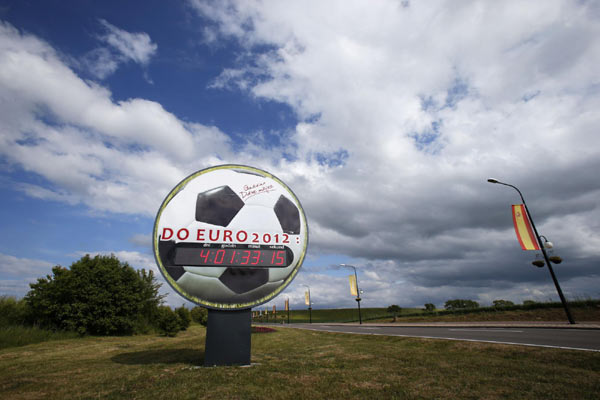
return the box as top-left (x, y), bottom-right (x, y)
top-left (1, 324), bottom-right (599, 399)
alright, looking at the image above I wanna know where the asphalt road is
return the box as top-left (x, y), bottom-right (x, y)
top-left (282, 324), bottom-right (600, 352)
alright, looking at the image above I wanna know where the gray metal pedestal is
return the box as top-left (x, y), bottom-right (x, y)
top-left (204, 308), bottom-right (251, 366)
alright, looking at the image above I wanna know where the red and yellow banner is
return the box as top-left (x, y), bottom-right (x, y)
top-left (272, 305), bottom-right (276, 315)
top-left (512, 204), bottom-right (540, 250)
top-left (304, 291), bottom-right (310, 306)
top-left (284, 298), bottom-right (289, 311)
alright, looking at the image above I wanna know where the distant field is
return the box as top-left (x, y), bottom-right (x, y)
top-left (257, 300), bottom-right (600, 324)
top-left (1, 324), bottom-right (598, 399)
top-left (256, 307), bottom-right (423, 324)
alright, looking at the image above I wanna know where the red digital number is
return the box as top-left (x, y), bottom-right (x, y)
top-left (275, 250), bottom-right (285, 265)
top-left (214, 249), bottom-right (225, 264)
top-left (270, 250), bottom-right (285, 265)
top-left (229, 250), bottom-right (236, 264)
top-left (250, 250), bottom-right (261, 265)
top-left (199, 249), bottom-right (210, 264)
top-left (241, 250), bottom-right (250, 265)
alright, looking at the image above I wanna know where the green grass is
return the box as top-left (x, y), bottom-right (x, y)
top-left (0, 325), bottom-right (80, 349)
top-left (256, 307), bottom-right (423, 324)
top-left (1, 325), bottom-right (598, 399)
top-left (257, 300), bottom-right (600, 324)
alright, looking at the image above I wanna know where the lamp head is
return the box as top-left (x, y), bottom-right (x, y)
top-left (487, 178), bottom-right (499, 183)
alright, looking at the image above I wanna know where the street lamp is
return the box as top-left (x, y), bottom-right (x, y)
top-left (539, 235), bottom-right (563, 264)
top-left (340, 264), bottom-right (362, 324)
top-left (302, 284), bottom-right (312, 324)
top-left (487, 178), bottom-right (575, 324)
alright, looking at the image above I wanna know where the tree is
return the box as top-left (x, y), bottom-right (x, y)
top-left (25, 254), bottom-right (164, 335)
top-left (523, 300), bottom-right (537, 306)
top-left (156, 306), bottom-right (181, 337)
top-left (492, 299), bottom-right (515, 308)
top-left (175, 306), bottom-right (191, 331)
top-left (444, 299), bottom-right (479, 310)
top-left (387, 305), bottom-right (402, 321)
top-left (0, 296), bottom-right (30, 326)
top-left (424, 303), bottom-right (435, 312)
top-left (387, 305), bottom-right (402, 314)
top-left (190, 306), bottom-right (208, 326)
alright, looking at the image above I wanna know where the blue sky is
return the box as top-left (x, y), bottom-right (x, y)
top-left (1, 0), bottom-right (600, 311)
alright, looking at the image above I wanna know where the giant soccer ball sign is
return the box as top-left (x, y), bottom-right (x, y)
top-left (153, 165), bottom-right (308, 310)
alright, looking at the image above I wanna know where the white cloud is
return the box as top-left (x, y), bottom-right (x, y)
top-left (98, 19), bottom-right (157, 65)
top-left (80, 19), bottom-right (158, 80)
top-left (2, 0), bottom-right (600, 307)
top-left (80, 47), bottom-right (120, 79)
top-left (0, 252), bottom-right (54, 278)
top-left (0, 253), bottom-right (55, 298)
top-left (0, 21), bottom-right (232, 215)
top-left (189, 0), bottom-right (600, 305)
top-left (129, 233), bottom-right (152, 248)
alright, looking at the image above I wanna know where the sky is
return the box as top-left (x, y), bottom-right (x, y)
top-left (1, 0), bottom-right (599, 312)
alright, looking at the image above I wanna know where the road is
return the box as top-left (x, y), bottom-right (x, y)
top-left (279, 323), bottom-right (600, 352)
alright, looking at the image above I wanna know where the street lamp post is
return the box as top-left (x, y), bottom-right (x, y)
top-left (487, 178), bottom-right (575, 324)
top-left (340, 264), bottom-right (362, 324)
top-left (302, 284), bottom-right (312, 324)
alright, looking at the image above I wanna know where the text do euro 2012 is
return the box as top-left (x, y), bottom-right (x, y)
top-left (160, 227), bottom-right (292, 244)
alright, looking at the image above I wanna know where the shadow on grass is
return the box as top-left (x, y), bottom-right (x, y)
top-left (111, 348), bottom-right (205, 366)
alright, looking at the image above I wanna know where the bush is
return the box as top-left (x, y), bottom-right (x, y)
top-left (493, 299), bottom-right (515, 308)
top-left (25, 254), bottom-right (164, 335)
top-left (191, 306), bottom-right (208, 326)
top-left (387, 305), bottom-right (402, 314)
top-left (444, 299), bottom-right (479, 310)
top-left (0, 296), bottom-right (30, 326)
top-left (156, 306), bottom-right (181, 337)
top-left (175, 306), bottom-right (191, 331)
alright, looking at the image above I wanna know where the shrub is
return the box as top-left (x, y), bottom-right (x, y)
top-left (492, 299), bottom-right (515, 308)
top-left (190, 306), bottom-right (208, 326)
top-left (175, 306), bottom-right (192, 331)
top-left (156, 306), bottom-right (181, 337)
top-left (444, 299), bottom-right (479, 310)
top-left (0, 296), bottom-right (30, 326)
top-left (387, 305), bottom-right (402, 314)
top-left (25, 254), bottom-right (164, 335)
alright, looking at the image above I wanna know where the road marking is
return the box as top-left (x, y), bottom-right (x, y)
top-left (284, 326), bottom-right (600, 352)
top-left (360, 327), bottom-right (381, 330)
top-left (449, 329), bottom-right (524, 333)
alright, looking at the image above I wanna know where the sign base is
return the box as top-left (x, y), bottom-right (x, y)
top-left (204, 308), bottom-right (251, 366)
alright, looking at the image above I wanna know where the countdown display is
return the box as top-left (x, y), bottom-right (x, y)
top-left (173, 245), bottom-right (290, 268)
top-left (153, 165), bottom-right (309, 310)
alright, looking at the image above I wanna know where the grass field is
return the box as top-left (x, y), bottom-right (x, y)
top-left (256, 307), bottom-right (423, 324)
top-left (1, 324), bottom-right (599, 399)
top-left (256, 301), bottom-right (600, 324)
top-left (0, 325), bottom-right (80, 350)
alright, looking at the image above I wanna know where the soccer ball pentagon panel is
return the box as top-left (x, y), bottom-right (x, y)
top-left (153, 165), bottom-right (308, 310)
